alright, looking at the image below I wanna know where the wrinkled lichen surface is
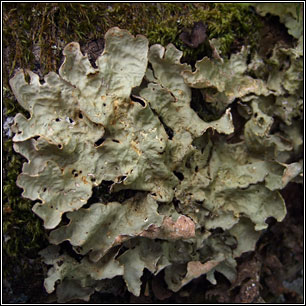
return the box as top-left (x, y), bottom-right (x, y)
top-left (9, 4), bottom-right (303, 302)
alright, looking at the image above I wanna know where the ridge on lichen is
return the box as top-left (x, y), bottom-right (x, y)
top-left (9, 23), bottom-right (303, 302)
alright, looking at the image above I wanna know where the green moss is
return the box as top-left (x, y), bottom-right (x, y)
top-left (183, 3), bottom-right (262, 58)
top-left (3, 3), bottom-right (262, 85)
top-left (2, 2), bottom-right (263, 267)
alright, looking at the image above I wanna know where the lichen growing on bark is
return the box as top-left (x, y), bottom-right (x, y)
top-left (9, 20), bottom-right (303, 301)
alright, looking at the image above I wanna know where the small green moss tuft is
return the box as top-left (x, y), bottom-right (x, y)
top-left (179, 3), bottom-right (262, 60)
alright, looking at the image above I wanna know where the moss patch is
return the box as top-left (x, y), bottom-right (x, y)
top-left (3, 3), bottom-right (262, 85)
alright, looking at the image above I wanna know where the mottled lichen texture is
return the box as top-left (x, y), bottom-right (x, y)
top-left (10, 19), bottom-right (303, 302)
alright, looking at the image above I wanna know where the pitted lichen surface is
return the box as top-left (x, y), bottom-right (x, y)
top-left (10, 23), bottom-right (303, 302)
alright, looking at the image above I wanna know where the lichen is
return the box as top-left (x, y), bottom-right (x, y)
top-left (8, 21), bottom-right (303, 301)
top-left (3, 3), bottom-right (303, 302)
top-left (3, 4), bottom-right (264, 262)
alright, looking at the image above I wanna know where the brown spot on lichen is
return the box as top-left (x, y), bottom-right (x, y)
top-left (82, 176), bottom-right (88, 184)
top-left (140, 215), bottom-right (195, 240)
top-left (186, 260), bottom-right (220, 279)
top-left (131, 140), bottom-right (142, 156)
top-left (87, 71), bottom-right (99, 77)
